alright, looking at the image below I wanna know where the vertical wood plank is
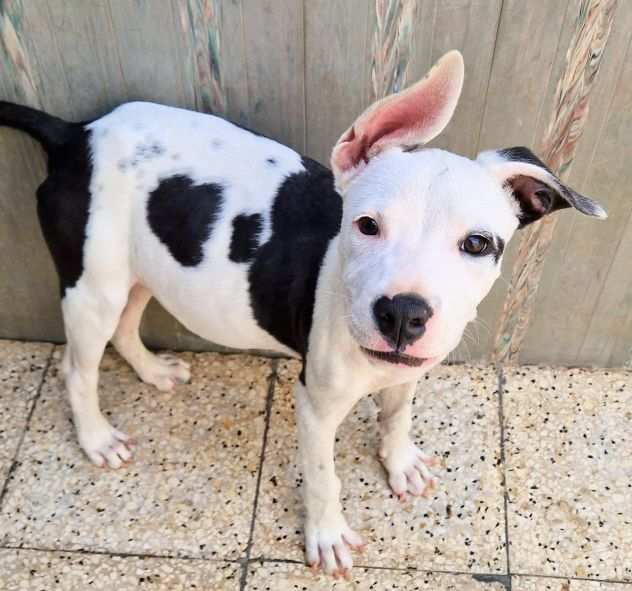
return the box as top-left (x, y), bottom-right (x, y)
top-left (106, 0), bottom-right (194, 109)
top-left (22, 0), bottom-right (126, 118)
top-left (492, 0), bottom-right (619, 365)
top-left (241, 0), bottom-right (305, 152)
top-left (519, 8), bottom-right (632, 366)
top-left (454, 0), bottom-right (574, 360)
top-left (368, 0), bottom-right (419, 101)
top-left (304, 0), bottom-right (370, 165)
top-left (0, 0), bottom-right (62, 341)
top-left (424, 0), bottom-right (502, 158)
top-left (179, 0), bottom-right (250, 124)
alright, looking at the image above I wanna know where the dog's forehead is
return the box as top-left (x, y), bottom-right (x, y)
top-left (347, 148), bottom-right (518, 235)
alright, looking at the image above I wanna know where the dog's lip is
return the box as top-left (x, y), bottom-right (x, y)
top-left (360, 347), bottom-right (427, 367)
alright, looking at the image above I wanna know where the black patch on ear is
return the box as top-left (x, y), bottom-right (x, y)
top-left (499, 146), bottom-right (549, 171)
top-left (147, 175), bottom-right (223, 266)
top-left (498, 146), bottom-right (606, 227)
top-left (499, 146), bottom-right (570, 227)
top-left (36, 127), bottom-right (93, 296)
top-left (229, 213), bottom-right (263, 263)
top-left (248, 157), bottom-right (342, 382)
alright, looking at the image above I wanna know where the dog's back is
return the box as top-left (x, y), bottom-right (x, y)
top-left (1, 101), bottom-right (342, 355)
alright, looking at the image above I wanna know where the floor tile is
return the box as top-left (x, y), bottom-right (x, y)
top-left (20, 347), bottom-right (272, 465)
top-left (504, 367), bottom-right (632, 581)
top-left (252, 361), bottom-right (505, 573)
top-left (513, 576), bottom-right (629, 590)
top-left (0, 548), bottom-right (240, 590)
top-left (0, 349), bottom-right (273, 560)
top-left (245, 561), bottom-right (506, 590)
top-left (0, 341), bottom-right (52, 484)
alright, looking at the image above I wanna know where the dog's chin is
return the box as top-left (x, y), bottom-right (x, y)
top-left (360, 347), bottom-right (429, 368)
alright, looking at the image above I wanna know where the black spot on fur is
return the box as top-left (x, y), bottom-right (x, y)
top-left (495, 237), bottom-right (505, 263)
top-left (496, 146), bottom-right (606, 226)
top-left (266, 157), bottom-right (277, 166)
top-left (499, 146), bottom-right (550, 171)
top-left (147, 175), bottom-right (223, 266)
top-left (229, 213), bottom-right (263, 263)
top-left (36, 128), bottom-right (93, 296)
top-left (249, 157), bottom-right (342, 381)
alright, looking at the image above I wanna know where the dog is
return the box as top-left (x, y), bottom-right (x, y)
top-left (0, 50), bottom-right (606, 576)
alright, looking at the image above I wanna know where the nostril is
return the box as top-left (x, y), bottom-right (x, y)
top-left (409, 317), bottom-right (423, 328)
top-left (379, 312), bottom-right (394, 324)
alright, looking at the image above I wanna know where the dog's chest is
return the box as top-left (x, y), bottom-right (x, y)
top-left (89, 103), bottom-right (342, 355)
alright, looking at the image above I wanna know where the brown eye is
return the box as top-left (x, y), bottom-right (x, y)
top-left (461, 234), bottom-right (490, 256)
top-left (357, 216), bottom-right (379, 236)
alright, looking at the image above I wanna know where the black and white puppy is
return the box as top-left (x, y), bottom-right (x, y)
top-left (0, 51), bottom-right (606, 575)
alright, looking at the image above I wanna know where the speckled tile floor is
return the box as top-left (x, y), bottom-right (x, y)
top-left (0, 340), bottom-right (630, 590)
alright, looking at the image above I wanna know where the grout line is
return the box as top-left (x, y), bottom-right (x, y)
top-left (247, 555), bottom-right (510, 576)
top-left (0, 345), bottom-right (55, 515)
top-left (472, 573), bottom-right (512, 589)
top-left (247, 557), bottom-right (632, 587)
top-left (239, 358), bottom-right (279, 591)
top-left (497, 363), bottom-right (512, 589)
top-left (0, 543), bottom-right (241, 564)
top-left (510, 572), bottom-right (632, 586)
top-left (2, 544), bottom-right (631, 587)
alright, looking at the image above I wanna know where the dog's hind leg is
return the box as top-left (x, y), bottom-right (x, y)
top-left (62, 281), bottom-right (133, 468)
top-left (111, 284), bottom-right (190, 391)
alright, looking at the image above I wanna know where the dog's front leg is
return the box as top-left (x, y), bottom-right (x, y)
top-left (294, 380), bottom-right (364, 577)
top-left (377, 382), bottom-right (437, 500)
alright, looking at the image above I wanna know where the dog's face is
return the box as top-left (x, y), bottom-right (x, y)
top-left (338, 148), bottom-right (516, 364)
top-left (331, 51), bottom-right (606, 369)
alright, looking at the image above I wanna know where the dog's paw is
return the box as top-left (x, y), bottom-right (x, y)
top-left (78, 416), bottom-right (133, 469)
top-left (379, 439), bottom-right (437, 500)
top-left (304, 514), bottom-right (365, 578)
top-left (138, 353), bottom-right (191, 392)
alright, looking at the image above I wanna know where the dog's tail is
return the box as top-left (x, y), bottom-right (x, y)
top-left (0, 101), bottom-right (74, 152)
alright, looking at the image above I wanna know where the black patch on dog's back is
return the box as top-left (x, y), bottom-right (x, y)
top-left (249, 157), bottom-right (342, 377)
top-left (147, 175), bottom-right (223, 266)
top-left (36, 126), bottom-right (93, 296)
top-left (229, 213), bottom-right (263, 263)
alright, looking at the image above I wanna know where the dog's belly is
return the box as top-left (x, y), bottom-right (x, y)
top-left (136, 255), bottom-right (296, 355)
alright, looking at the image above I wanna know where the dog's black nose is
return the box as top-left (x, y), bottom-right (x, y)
top-left (373, 294), bottom-right (433, 351)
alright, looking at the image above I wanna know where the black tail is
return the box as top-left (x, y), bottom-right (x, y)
top-left (0, 101), bottom-right (73, 152)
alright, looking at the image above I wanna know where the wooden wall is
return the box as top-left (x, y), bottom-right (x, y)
top-left (1, 0), bottom-right (630, 366)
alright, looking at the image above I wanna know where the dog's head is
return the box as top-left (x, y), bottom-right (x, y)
top-left (331, 51), bottom-right (606, 370)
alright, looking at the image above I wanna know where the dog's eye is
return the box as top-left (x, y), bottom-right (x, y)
top-left (461, 233), bottom-right (490, 256)
top-left (356, 216), bottom-right (379, 236)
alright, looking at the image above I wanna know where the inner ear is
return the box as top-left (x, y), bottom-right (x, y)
top-left (331, 50), bottom-right (464, 190)
top-left (507, 175), bottom-right (570, 227)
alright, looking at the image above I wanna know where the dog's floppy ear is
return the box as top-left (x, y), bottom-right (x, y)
top-left (331, 50), bottom-right (464, 190)
top-left (477, 146), bottom-right (607, 227)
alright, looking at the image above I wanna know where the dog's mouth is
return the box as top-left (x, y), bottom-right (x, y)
top-left (360, 347), bottom-right (427, 367)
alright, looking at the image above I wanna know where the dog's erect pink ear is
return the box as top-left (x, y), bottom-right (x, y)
top-left (477, 147), bottom-right (607, 227)
top-left (331, 50), bottom-right (464, 189)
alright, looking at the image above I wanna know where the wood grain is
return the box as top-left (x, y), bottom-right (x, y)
top-left (492, 0), bottom-right (618, 365)
top-left (0, 0), bottom-right (631, 366)
top-left (520, 3), bottom-right (632, 366)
